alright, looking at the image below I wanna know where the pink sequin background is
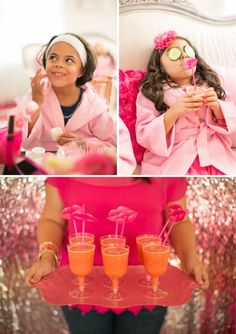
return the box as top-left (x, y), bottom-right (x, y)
top-left (0, 177), bottom-right (235, 334)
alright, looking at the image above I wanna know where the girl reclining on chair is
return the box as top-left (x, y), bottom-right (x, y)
top-left (136, 31), bottom-right (236, 175)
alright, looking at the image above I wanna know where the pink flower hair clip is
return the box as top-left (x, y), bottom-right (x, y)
top-left (154, 31), bottom-right (177, 50)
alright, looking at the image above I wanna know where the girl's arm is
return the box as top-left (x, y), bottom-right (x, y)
top-left (27, 69), bottom-right (47, 135)
top-left (26, 183), bottom-right (66, 285)
top-left (164, 195), bottom-right (209, 289)
top-left (203, 88), bottom-right (224, 120)
top-left (37, 183), bottom-right (66, 247)
top-left (164, 92), bottom-right (204, 135)
top-left (163, 107), bottom-right (179, 135)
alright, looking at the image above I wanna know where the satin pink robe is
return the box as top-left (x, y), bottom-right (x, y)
top-left (118, 118), bottom-right (136, 175)
top-left (18, 84), bottom-right (116, 151)
top-left (136, 85), bottom-right (236, 175)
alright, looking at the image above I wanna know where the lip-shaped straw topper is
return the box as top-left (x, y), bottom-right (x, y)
top-left (61, 205), bottom-right (83, 235)
top-left (107, 206), bottom-right (138, 236)
top-left (162, 204), bottom-right (190, 244)
top-left (168, 204), bottom-right (189, 222)
top-left (62, 204), bottom-right (97, 245)
top-left (183, 58), bottom-right (198, 70)
top-left (69, 211), bottom-right (97, 224)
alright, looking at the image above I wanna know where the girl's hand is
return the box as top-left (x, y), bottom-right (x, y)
top-left (31, 68), bottom-right (47, 105)
top-left (202, 87), bottom-right (221, 114)
top-left (57, 133), bottom-right (77, 146)
top-left (181, 255), bottom-right (209, 289)
top-left (170, 91), bottom-right (204, 118)
top-left (25, 253), bottom-right (56, 286)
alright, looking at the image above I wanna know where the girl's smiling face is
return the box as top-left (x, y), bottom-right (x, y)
top-left (46, 42), bottom-right (83, 88)
top-left (160, 38), bottom-right (196, 85)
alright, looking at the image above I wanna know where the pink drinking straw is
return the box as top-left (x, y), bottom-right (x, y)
top-left (81, 204), bottom-right (85, 245)
top-left (70, 209), bottom-right (97, 246)
top-left (159, 219), bottom-right (171, 240)
top-left (183, 58), bottom-right (198, 91)
top-left (115, 221), bottom-right (119, 237)
top-left (120, 216), bottom-right (127, 237)
top-left (107, 206), bottom-right (138, 237)
top-left (163, 204), bottom-right (189, 244)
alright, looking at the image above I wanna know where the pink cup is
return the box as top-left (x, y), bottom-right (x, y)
top-left (0, 127), bottom-right (22, 168)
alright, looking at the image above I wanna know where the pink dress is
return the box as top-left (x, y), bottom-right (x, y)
top-left (17, 83), bottom-right (116, 151)
top-left (136, 85), bottom-right (236, 175)
top-left (46, 177), bottom-right (187, 315)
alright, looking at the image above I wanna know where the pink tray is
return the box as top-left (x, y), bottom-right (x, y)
top-left (33, 265), bottom-right (198, 308)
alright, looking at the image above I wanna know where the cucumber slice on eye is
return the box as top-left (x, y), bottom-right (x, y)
top-left (168, 47), bottom-right (181, 61)
top-left (184, 45), bottom-right (195, 58)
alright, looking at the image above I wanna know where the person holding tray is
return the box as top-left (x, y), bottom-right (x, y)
top-left (26, 177), bottom-right (208, 334)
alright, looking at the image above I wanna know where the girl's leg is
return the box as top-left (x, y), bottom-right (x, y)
top-left (61, 306), bottom-right (115, 334)
top-left (114, 306), bottom-right (167, 334)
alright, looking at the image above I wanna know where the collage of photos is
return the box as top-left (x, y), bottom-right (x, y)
top-left (0, 0), bottom-right (235, 333)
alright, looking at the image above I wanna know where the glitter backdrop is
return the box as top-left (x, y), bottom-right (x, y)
top-left (0, 177), bottom-right (235, 334)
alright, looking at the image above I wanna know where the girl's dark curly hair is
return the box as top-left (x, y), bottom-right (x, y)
top-left (40, 33), bottom-right (96, 86)
top-left (139, 36), bottom-right (226, 114)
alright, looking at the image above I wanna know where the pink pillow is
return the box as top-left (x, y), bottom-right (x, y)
top-left (119, 69), bottom-right (146, 164)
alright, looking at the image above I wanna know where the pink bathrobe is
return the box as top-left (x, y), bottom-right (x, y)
top-left (18, 84), bottom-right (116, 151)
top-left (136, 85), bottom-right (236, 175)
top-left (118, 118), bottom-right (137, 175)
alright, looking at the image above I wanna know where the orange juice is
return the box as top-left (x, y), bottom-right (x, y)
top-left (69, 233), bottom-right (94, 245)
top-left (142, 244), bottom-right (169, 291)
top-left (100, 235), bottom-right (126, 250)
top-left (136, 234), bottom-right (161, 264)
top-left (68, 243), bottom-right (95, 289)
top-left (102, 245), bottom-right (129, 291)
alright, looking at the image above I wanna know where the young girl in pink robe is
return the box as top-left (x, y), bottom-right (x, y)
top-left (118, 118), bottom-right (137, 175)
top-left (19, 33), bottom-right (116, 151)
top-left (136, 31), bottom-right (236, 175)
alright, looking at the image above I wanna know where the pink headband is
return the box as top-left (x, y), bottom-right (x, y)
top-left (154, 31), bottom-right (177, 50)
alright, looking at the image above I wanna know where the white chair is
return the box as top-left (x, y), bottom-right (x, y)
top-left (91, 75), bottom-right (113, 104)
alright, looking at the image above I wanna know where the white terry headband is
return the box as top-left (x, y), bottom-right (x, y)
top-left (45, 34), bottom-right (87, 67)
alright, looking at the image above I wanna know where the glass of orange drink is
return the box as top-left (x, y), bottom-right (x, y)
top-left (136, 234), bottom-right (161, 286)
top-left (67, 243), bottom-right (95, 299)
top-left (69, 234), bottom-right (95, 286)
top-left (100, 235), bottom-right (126, 250)
top-left (142, 243), bottom-right (170, 299)
top-left (100, 235), bottom-right (126, 288)
top-left (69, 232), bottom-right (95, 245)
top-left (102, 245), bottom-right (129, 301)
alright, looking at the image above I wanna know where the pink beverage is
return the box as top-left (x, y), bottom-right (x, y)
top-left (100, 235), bottom-right (126, 250)
top-left (136, 234), bottom-right (161, 264)
top-left (69, 233), bottom-right (95, 245)
top-left (67, 243), bottom-right (95, 292)
top-left (186, 86), bottom-right (205, 118)
top-left (102, 245), bottom-right (129, 293)
top-left (142, 243), bottom-right (169, 293)
top-left (0, 128), bottom-right (22, 166)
